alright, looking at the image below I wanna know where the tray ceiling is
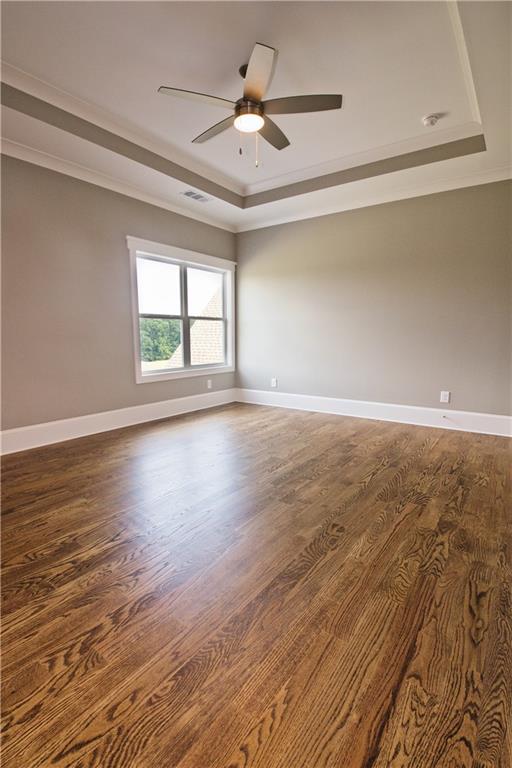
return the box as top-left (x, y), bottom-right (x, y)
top-left (1, 1), bottom-right (481, 190)
top-left (1, 1), bottom-right (510, 231)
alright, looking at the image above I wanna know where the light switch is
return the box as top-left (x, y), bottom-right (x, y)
top-left (440, 391), bottom-right (451, 404)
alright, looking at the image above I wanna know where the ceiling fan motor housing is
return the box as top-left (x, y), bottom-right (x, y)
top-left (235, 100), bottom-right (264, 118)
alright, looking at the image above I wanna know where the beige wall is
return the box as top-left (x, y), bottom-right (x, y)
top-left (1, 156), bottom-right (236, 429)
top-left (236, 181), bottom-right (512, 415)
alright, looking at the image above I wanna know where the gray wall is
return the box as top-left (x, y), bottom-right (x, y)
top-left (1, 156), bottom-right (236, 429)
top-left (236, 181), bottom-right (512, 415)
top-left (2, 157), bottom-right (511, 430)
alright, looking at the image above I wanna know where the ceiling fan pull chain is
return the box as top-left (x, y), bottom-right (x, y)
top-left (255, 131), bottom-right (259, 168)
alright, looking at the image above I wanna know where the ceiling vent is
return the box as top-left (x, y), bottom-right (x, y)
top-left (182, 189), bottom-right (211, 203)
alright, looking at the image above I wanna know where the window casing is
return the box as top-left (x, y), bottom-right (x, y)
top-left (128, 237), bottom-right (235, 383)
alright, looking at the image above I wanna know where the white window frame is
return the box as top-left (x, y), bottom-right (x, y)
top-left (127, 236), bottom-right (235, 383)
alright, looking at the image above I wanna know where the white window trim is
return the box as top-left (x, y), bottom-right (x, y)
top-left (127, 236), bottom-right (236, 384)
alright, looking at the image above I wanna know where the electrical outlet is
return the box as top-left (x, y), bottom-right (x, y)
top-left (271, 377), bottom-right (278, 388)
top-left (206, 379), bottom-right (212, 390)
top-left (440, 390), bottom-right (450, 404)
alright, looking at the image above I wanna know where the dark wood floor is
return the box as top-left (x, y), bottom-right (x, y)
top-left (1, 404), bottom-right (511, 767)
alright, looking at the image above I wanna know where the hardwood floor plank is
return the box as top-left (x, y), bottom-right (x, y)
top-left (1, 404), bottom-right (510, 767)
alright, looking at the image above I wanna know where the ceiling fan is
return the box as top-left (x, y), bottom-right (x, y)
top-left (158, 42), bottom-right (342, 150)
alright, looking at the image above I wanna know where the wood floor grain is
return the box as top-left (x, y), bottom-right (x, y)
top-left (1, 403), bottom-right (511, 767)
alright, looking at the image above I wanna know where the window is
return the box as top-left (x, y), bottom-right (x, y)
top-left (128, 237), bottom-right (235, 383)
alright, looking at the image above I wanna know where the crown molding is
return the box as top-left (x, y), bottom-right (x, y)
top-left (446, 1), bottom-right (481, 125)
top-left (1, 139), bottom-right (236, 232)
top-left (3, 137), bottom-right (509, 235)
top-left (236, 164), bottom-right (512, 232)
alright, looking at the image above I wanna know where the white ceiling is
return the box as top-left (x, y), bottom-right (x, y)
top-left (1, 1), bottom-right (482, 190)
top-left (1, 1), bottom-right (510, 231)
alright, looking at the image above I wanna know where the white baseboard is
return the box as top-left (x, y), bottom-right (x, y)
top-left (235, 388), bottom-right (512, 438)
top-left (2, 386), bottom-right (510, 454)
top-left (1, 388), bottom-right (237, 455)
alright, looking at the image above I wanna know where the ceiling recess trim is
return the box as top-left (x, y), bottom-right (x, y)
top-left (1, 82), bottom-right (488, 213)
top-left (1, 60), bottom-right (244, 195)
top-left (243, 134), bottom-right (487, 207)
top-left (1, 82), bottom-right (244, 208)
top-left (237, 167), bottom-right (511, 233)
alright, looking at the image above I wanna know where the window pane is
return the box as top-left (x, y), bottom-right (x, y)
top-left (187, 268), bottom-right (223, 318)
top-left (190, 319), bottom-right (225, 366)
top-left (139, 318), bottom-right (183, 372)
top-left (137, 257), bottom-right (180, 315)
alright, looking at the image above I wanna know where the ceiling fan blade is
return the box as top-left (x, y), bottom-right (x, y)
top-left (263, 94), bottom-right (343, 115)
top-left (158, 86), bottom-right (236, 110)
top-left (192, 116), bottom-right (234, 144)
top-left (259, 117), bottom-right (290, 150)
top-left (243, 43), bottom-right (277, 102)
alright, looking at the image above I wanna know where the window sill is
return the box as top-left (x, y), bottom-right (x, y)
top-left (136, 365), bottom-right (235, 384)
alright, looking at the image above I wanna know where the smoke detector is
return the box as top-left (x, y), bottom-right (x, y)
top-left (422, 113), bottom-right (440, 128)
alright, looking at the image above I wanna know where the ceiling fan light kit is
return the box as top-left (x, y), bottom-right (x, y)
top-left (234, 103), bottom-right (265, 133)
top-left (158, 42), bottom-right (343, 155)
